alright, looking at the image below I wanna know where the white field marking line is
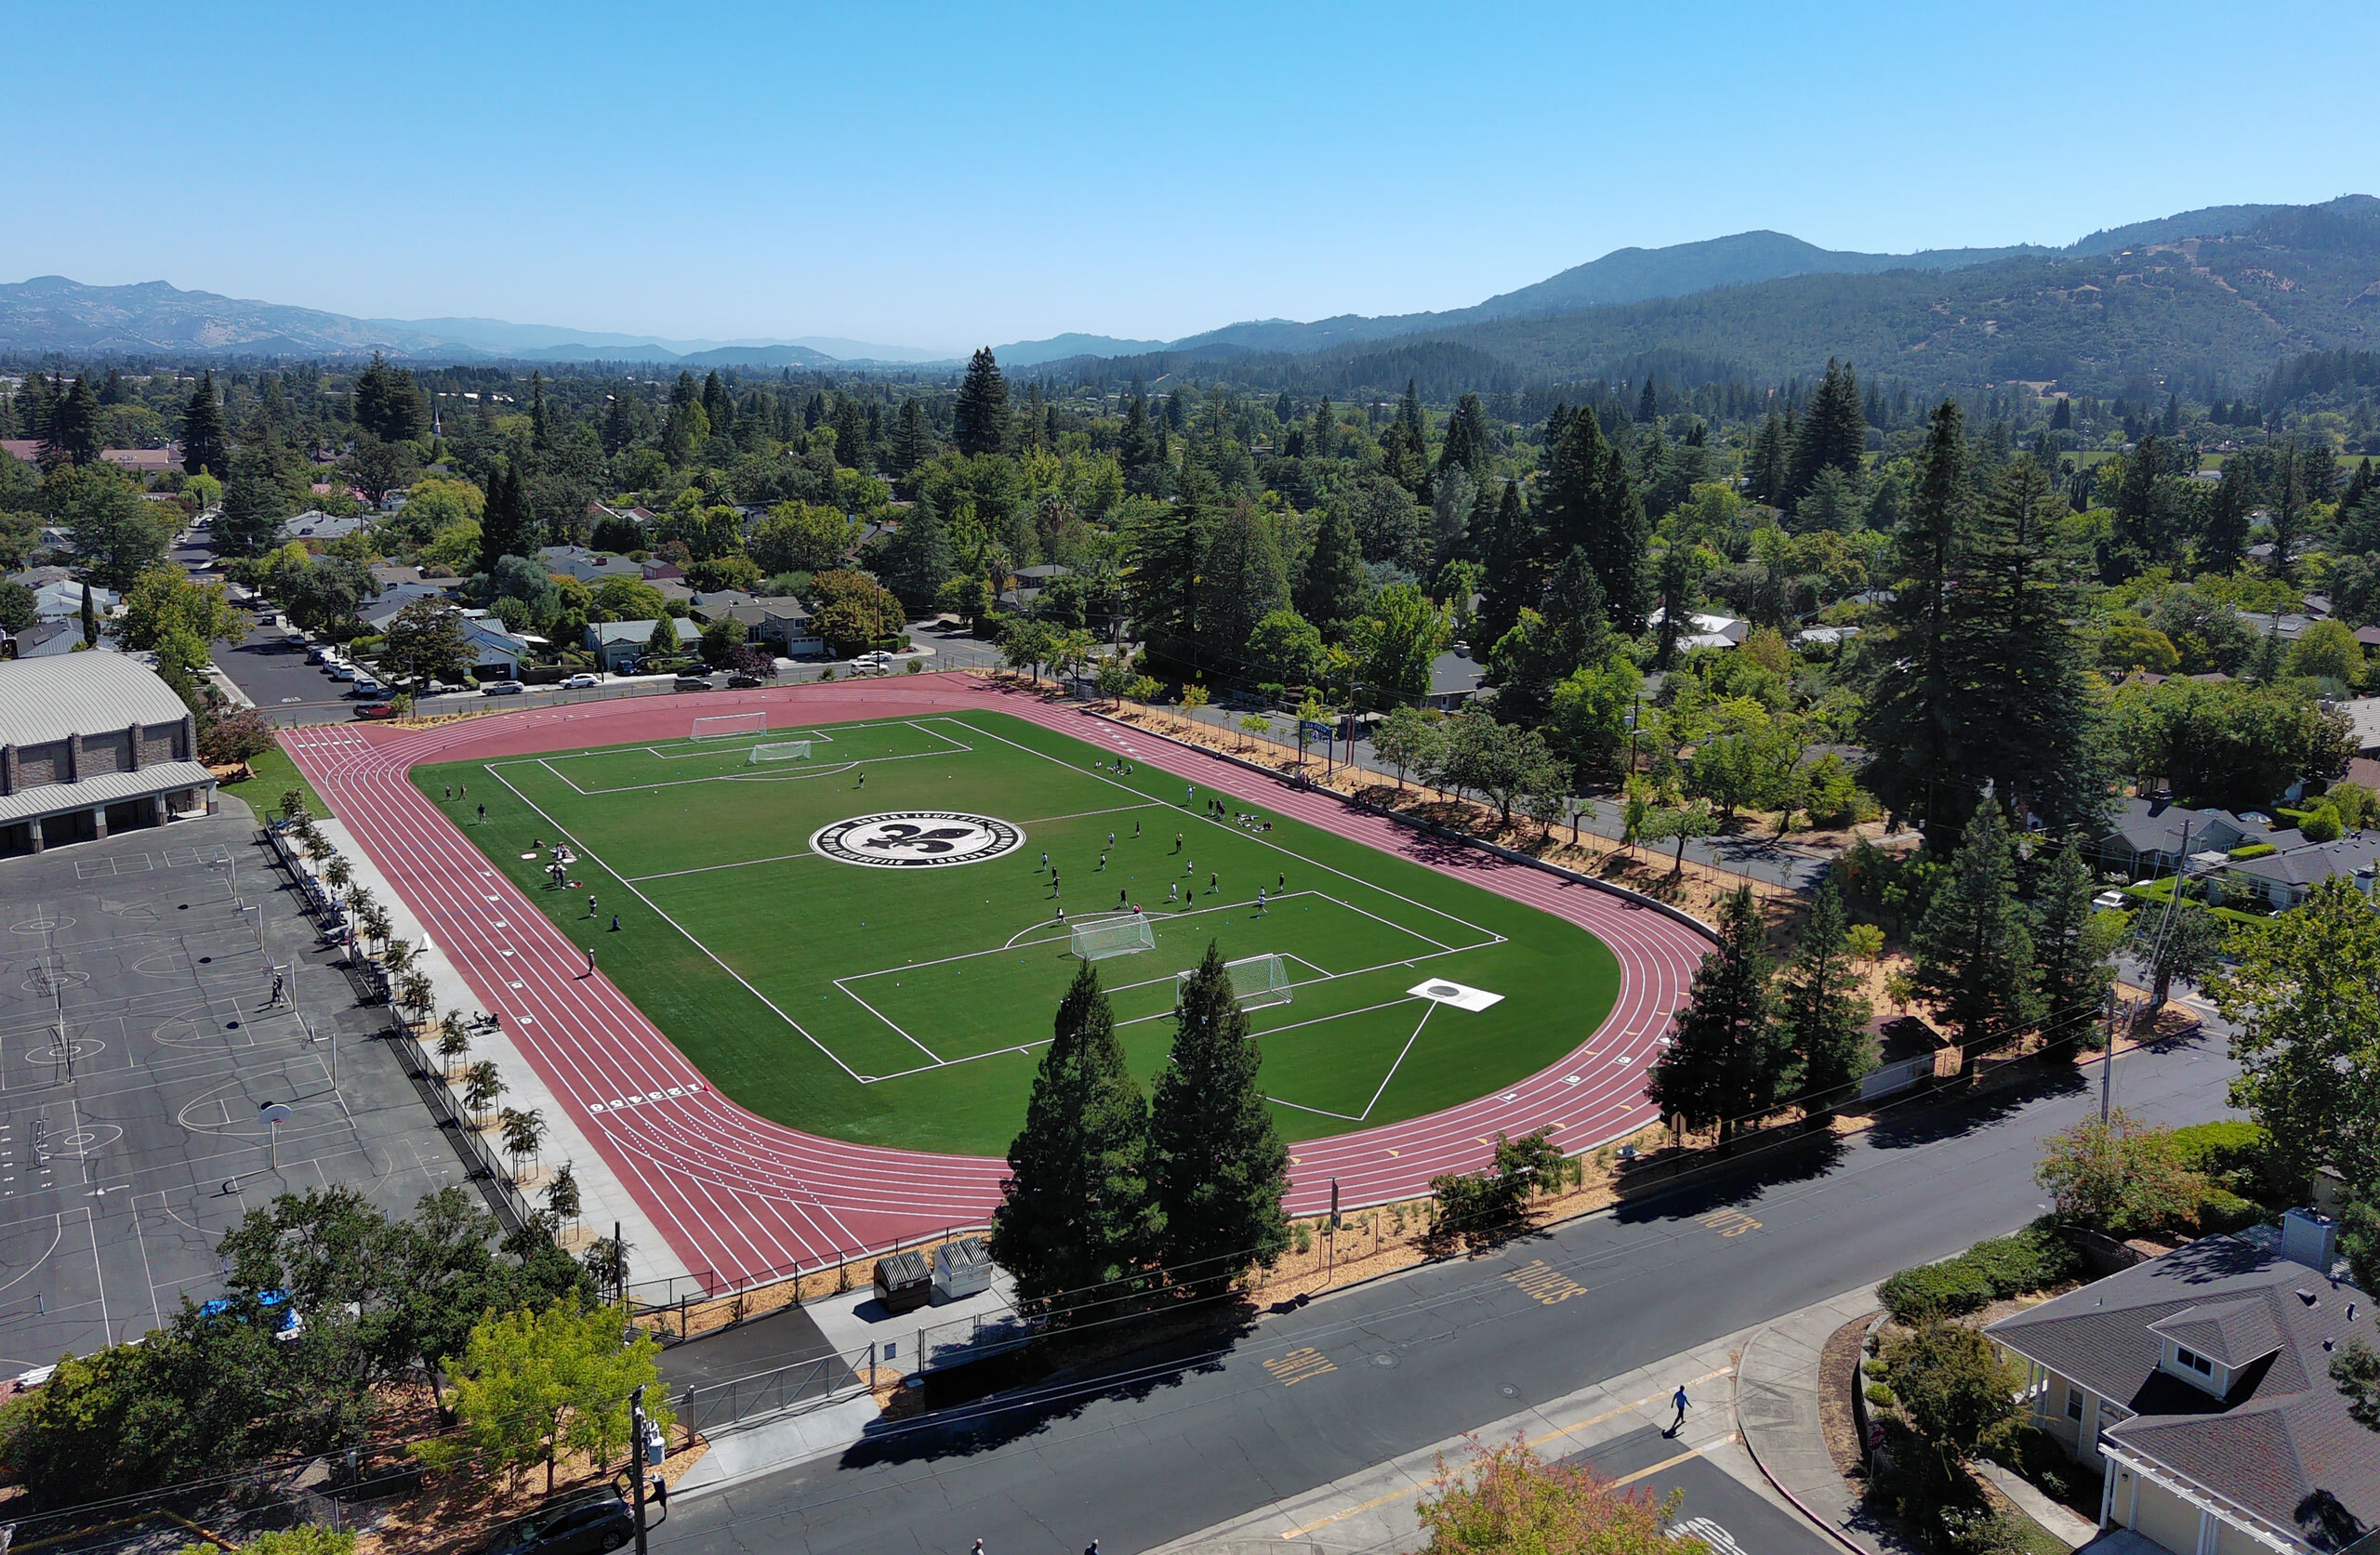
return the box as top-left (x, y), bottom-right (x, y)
top-left (623, 850), bottom-right (830, 884)
top-left (1105, 951), bottom-right (1332, 997)
top-left (1352, 997), bottom-right (1437, 1121)
top-left (1015, 799), bottom-right (1171, 827)
top-left (956, 714), bottom-right (1505, 948)
top-left (496, 726), bottom-right (971, 798)
top-left (1115, 984), bottom-right (1429, 1033)
top-left (479, 759), bottom-right (871, 1085)
top-left (981, 890), bottom-right (1326, 955)
top-left (826, 978), bottom-right (945, 1065)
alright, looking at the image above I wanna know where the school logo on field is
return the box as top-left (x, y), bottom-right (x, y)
top-left (810, 811), bottom-right (1024, 868)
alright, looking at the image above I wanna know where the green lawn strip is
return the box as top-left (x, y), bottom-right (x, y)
top-left (233, 740), bottom-right (330, 823)
top-left (414, 709), bottom-right (1619, 1154)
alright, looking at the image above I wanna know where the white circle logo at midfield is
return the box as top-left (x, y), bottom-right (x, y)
top-left (811, 811), bottom-right (1024, 868)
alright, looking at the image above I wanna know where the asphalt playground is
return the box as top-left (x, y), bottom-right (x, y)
top-left (0, 803), bottom-right (491, 1374)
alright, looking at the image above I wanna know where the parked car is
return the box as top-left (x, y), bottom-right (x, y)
top-left (349, 677), bottom-right (384, 698)
top-left (354, 702), bottom-right (397, 720)
top-left (2092, 890), bottom-right (2126, 911)
top-left (482, 679), bottom-right (526, 696)
top-left (673, 674), bottom-right (712, 691)
top-left (473, 1489), bottom-right (637, 1554)
top-left (327, 662), bottom-right (357, 681)
top-left (306, 645), bottom-right (331, 664)
top-left (562, 673), bottom-right (601, 690)
top-left (727, 673), bottom-right (762, 688)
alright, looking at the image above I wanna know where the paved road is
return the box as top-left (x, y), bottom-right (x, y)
top-left (655, 1032), bottom-right (2232, 1554)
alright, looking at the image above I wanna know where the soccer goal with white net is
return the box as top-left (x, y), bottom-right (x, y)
top-left (692, 710), bottom-right (769, 742)
top-left (1070, 915), bottom-right (1155, 961)
top-left (747, 740), bottom-right (812, 764)
top-left (1178, 952), bottom-right (1292, 1010)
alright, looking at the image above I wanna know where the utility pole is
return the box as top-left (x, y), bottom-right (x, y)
top-left (630, 1382), bottom-right (651, 1555)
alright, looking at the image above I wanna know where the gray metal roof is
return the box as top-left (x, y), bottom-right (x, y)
top-left (0, 760), bottom-right (214, 827)
top-left (0, 654), bottom-right (193, 748)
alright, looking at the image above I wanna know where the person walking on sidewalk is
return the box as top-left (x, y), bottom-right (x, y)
top-left (1668, 1383), bottom-right (1689, 1437)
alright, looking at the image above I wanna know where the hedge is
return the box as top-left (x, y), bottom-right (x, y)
top-left (1878, 1220), bottom-right (2081, 1324)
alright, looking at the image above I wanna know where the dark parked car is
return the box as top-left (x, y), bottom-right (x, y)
top-left (726, 673), bottom-right (762, 688)
top-left (475, 1489), bottom-right (636, 1554)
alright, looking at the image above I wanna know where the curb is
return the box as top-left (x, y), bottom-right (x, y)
top-left (1733, 1321), bottom-right (1869, 1555)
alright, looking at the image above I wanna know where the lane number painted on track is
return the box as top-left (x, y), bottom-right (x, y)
top-left (1504, 1258), bottom-right (1587, 1305)
top-left (1263, 1347), bottom-right (1338, 1387)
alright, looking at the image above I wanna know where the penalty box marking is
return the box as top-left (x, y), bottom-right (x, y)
top-left (836, 891), bottom-right (1493, 1086)
top-left (515, 718), bottom-right (972, 797)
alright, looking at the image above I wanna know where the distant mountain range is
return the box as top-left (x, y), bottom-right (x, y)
top-left (4, 197), bottom-right (2373, 393)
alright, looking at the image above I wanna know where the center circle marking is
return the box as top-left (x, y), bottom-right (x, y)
top-left (811, 811), bottom-right (1024, 869)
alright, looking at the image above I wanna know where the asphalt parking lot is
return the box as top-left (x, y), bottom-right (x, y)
top-left (0, 803), bottom-right (488, 1372)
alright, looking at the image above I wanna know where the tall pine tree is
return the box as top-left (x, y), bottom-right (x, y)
top-left (2030, 840), bottom-right (2115, 1050)
top-left (1776, 878), bottom-right (1872, 1109)
top-left (180, 371), bottom-right (231, 479)
top-left (1646, 887), bottom-right (1789, 1145)
top-left (1948, 455), bottom-right (2106, 836)
top-left (988, 963), bottom-right (1159, 1321)
top-left (1149, 942), bottom-right (1291, 1294)
top-left (215, 426), bottom-right (290, 560)
top-left (1783, 359), bottom-right (1865, 512)
top-left (43, 375), bottom-right (102, 467)
top-left (1861, 400), bottom-right (1972, 843)
top-left (1475, 481), bottom-right (1538, 649)
top-left (1296, 501), bottom-right (1368, 640)
top-left (477, 460), bottom-right (539, 576)
top-left (1911, 803), bottom-right (2042, 1052)
top-left (954, 348), bottom-right (1010, 458)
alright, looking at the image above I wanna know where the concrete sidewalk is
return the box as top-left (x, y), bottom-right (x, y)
top-left (1733, 1285), bottom-right (1909, 1555)
top-left (1140, 1291), bottom-right (1905, 1555)
top-left (307, 815), bottom-right (690, 1285)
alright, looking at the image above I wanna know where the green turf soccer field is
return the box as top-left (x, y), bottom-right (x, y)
top-left (414, 709), bottom-right (1620, 1154)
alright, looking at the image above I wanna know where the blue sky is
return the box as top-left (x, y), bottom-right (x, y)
top-left (14, 1), bottom-right (2378, 353)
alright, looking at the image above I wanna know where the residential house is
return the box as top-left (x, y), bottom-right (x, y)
top-left (1423, 645), bottom-right (1487, 710)
top-left (1987, 1214), bottom-right (2373, 1555)
top-left (357, 583), bottom-right (464, 634)
top-left (584, 618), bottom-right (698, 673)
top-left (5, 620), bottom-right (116, 659)
top-left (711, 597), bottom-right (823, 656)
top-left (1648, 606), bottom-right (1751, 651)
top-left (2092, 797), bottom-right (2281, 879)
top-left (99, 446), bottom-right (178, 475)
top-left (460, 613), bottom-right (536, 680)
top-left (683, 589), bottom-right (758, 624)
top-left (998, 563), bottom-right (1070, 612)
top-left (26, 578), bottom-right (118, 622)
top-left (2209, 830), bottom-right (2380, 911)
top-left (536, 546), bottom-right (645, 586)
top-left (285, 509), bottom-right (367, 544)
top-left (2330, 698), bottom-right (2380, 757)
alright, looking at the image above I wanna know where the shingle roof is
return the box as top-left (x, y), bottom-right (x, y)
top-left (1989, 1234), bottom-right (2377, 1543)
top-left (0, 654), bottom-right (192, 747)
top-left (2149, 1297), bottom-right (2285, 1367)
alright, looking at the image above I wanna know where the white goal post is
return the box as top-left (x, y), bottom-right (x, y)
top-left (1070, 915), bottom-right (1155, 961)
top-left (1178, 952), bottom-right (1292, 1010)
top-left (748, 740), bottom-right (813, 764)
top-left (692, 710), bottom-right (769, 742)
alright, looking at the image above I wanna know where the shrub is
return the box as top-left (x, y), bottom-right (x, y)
top-left (2227, 842), bottom-right (2276, 860)
top-left (1880, 1259), bottom-right (1996, 1324)
top-left (2189, 1188), bottom-right (2265, 1235)
top-left (2168, 1120), bottom-right (2297, 1207)
top-left (1963, 1223), bottom-right (2081, 1298)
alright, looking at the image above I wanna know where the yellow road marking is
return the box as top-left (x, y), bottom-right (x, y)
top-left (1263, 1347), bottom-right (1338, 1388)
top-left (1607, 1432), bottom-right (1738, 1488)
top-left (1277, 1367), bottom-right (1733, 1538)
top-left (1696, 1208), bottom-right (1763, 1238)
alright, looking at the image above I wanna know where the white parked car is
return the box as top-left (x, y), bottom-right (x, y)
top-left (2091, 890), bottom-right (2126, 911)
top-left (482, 680), bottom-right (525, 696)
top-left (562, 673), bottom-right (601, 690)
top-left (328, 662), bottom-right (357, 682)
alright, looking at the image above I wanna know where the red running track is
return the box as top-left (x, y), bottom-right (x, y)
top-left (282, 675), bottom-right (1712, 1292)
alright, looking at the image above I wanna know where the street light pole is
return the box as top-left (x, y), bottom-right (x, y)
top-left (630, 1381), bottom-right (649, 1555)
